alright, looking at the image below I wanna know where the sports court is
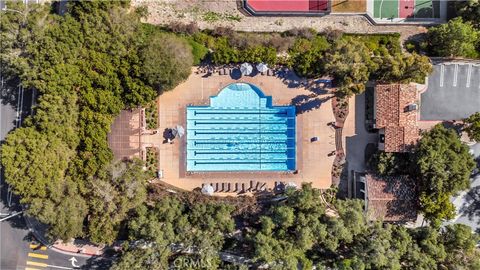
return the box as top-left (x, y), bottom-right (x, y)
top-left (243, 0), bottom-right (329, 14)
top-left (373, 0), bottom-right (440, 19)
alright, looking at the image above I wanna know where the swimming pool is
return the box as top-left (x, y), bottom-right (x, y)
top-left (186, 83), bottom-right (296, 172)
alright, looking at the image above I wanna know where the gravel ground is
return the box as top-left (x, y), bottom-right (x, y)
top-left (133, 0), bottom-right (427, 43)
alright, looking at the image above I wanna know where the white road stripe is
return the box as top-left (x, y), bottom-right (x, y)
top-left (46, 265), bottom-right (73, 270)
top-left (439, 64), bottom-right (445, 87)
top-left (17, 86), bottom-right (24, 127)
top-left (453, 64), bottom-right (458, 87)
top-left (466, 64), bottom-right (472, 88)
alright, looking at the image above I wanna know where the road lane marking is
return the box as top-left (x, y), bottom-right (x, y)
top-left (26, 261), bottom-right (47, 267)
top-left (25, 267), bottom-right (41, 270)
top-left (467, 64), bottom-right (472, 87)
top-left (453, 64), bottom-right (458, 86)
top-left (439, 64), bottom-right (445, 87)
top-left (29, 244), bottom-right (47, 250)
top-left (46, 265), bottom-right (74, 270)
top-left (28, 253), bottom-right (48, 259)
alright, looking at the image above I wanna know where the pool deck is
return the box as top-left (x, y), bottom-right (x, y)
top-left (140, 68), bottom-right (335, 193)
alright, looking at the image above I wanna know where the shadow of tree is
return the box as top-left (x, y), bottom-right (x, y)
top-left (81, 255), bottom-right (114, 269)
top-left (459, 185), bottom-right (480, 223)
top-left (0, 77), bottom-right (21, 108)
top-left (290, 94), bottom-right (332, 115)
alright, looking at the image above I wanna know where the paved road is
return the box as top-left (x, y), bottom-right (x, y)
top-left (421, 63), bottom-right (480, 121)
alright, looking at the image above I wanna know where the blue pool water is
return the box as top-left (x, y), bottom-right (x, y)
top-left (186, 83), bottom-right (296, 171)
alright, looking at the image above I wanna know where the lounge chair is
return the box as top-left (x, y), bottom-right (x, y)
top-left (234, 183), bottom-right (239, 192)
top-left (225, 183), bottom-right (231, 192)
top-left (259, 182), bottom-right (267, 191)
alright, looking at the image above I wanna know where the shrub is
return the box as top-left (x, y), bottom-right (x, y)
top-left (186, 38), bottom-right (208, 65)
top-left (167, 21), bottom-right (199, 35)
top-left (211, 26), bottom-right (235, 37)
top-left (267, 34), bottom-right (295, 52)
top-left (323, 27), bottom-right (343, 42)
top-left (283, 27), bottom-right (317, 40)
top-left (145, 102), bottom-right (158, 130)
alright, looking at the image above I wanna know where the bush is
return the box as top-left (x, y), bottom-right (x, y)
top-left (342, 33), bottom-right (402, 54)
top-left (283, 27), bottom-right (317, 39)
top-left (323, 27), bottom-right (343, 42)
top-left (145, 147), bottom-right (159, 177)
top-left (211, 26), bottom-right (235, 38)
top-left (167, 22), bottom-right (199, 35)
top-left (145, 102), bottom-right (158, 130)
top-left (186, 38), bottom-right (208, 65)
top-left (267, 34), bottom-right (295, 52)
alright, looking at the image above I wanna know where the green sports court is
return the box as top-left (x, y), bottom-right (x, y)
top-left (373, 0), bottom-right (440, 19)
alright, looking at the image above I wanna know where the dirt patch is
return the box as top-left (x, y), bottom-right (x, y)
top-left (331, 0), bottom-right (366, 13)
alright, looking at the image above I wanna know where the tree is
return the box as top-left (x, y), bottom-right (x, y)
top-left (455, 0), bottom-right (480, 28)
top-left (441, 224), bottom-right (480, 269)
top-left (87, 159), bottom-right (149, 244)
top-left (288, 36), bottom-right (330, 77)
top-left (141, 33), bottom-right (193, 92)
top-left (1, 127), bottom-right (73, 202)
top-left (427, 17), bottom-right (479, 58)
top-left (110, 246), bottom-right (170, 270)
top-left (375, 52), bottom-right (432, 84)
top-left (415, 125), bottom-right (476, 224)
top-left (324, 39), bottom-right (378, 95)
top-left (464, 112), bottom-right (480, 141)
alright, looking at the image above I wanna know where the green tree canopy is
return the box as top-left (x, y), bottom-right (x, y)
top-left (88, 159), bottom-right (149, 244)
top-left (141, 33), bottom-right (193, 92)
top-left (427, 17), bottom-right (479, 58)
top-left (324, 39), bottom-right (378, 95)
top-left (464, 112), bottom-right (480, 141)
top-left (455, 0), bottom-right (480, 28)
top-left (415, 125), bottom-right (476, 224)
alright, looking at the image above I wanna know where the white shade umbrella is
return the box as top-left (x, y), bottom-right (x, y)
top-left (176, 125), bottom-right (185, 138)
top-left (240, 63), bottom-right (253, 76)
top-left (201, 184), bottom-right (214, 196)
top-left (256, 63), bottom-right (268, 73)
top-left (285, 182), bottom-right (298, 189)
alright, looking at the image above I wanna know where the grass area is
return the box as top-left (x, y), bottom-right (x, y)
top-left (202, 11), bottom-right (242, 23)
top-left (145, 102), bottom-right (158, 130)
top-left (331, 0), bottom-right (366, 12)
top-left (146, 147), bottom-right (159, 177)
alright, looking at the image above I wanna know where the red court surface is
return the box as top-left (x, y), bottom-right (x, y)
top-left (399, 0), bottom-right (415, 18)
top-left (246, 0), bottom-right (329, 12)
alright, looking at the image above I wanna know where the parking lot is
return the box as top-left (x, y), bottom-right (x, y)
top-left (420, 63), bottom-right (480, 121)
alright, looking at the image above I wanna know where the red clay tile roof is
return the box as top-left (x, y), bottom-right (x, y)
top-left (365, 174), bottom-right (417, 222)
top-left (375, 84), bottom-right (420, 152)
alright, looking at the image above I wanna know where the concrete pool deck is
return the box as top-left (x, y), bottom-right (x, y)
top-left (144, 68), bottom-right (336, 192)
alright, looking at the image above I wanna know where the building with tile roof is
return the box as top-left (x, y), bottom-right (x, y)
top-left (355, 173), bottom-right (417, 223)
top-left (374, 84), bottom-right (420, 152)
